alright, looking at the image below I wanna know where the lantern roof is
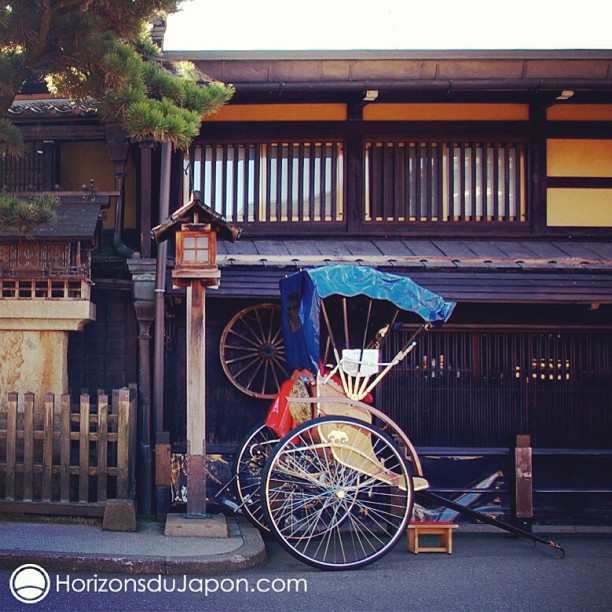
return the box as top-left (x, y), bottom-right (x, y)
top-left (151, 193), bottom-right (241, 244)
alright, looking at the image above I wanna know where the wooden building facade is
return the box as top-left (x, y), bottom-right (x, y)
top-left (2, 50), bottom-right (611, 524)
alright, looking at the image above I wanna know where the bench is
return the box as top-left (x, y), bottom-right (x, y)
top-left (406, 521), bottom-right (458, 554)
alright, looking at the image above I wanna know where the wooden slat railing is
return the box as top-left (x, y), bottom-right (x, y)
top-left (0, 387), bottom-right (136, 516)
top-left (0, 277), bottom-right (91, 300)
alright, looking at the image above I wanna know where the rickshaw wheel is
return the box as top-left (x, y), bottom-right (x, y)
top-left (220, 303), bottom-right (287, 399)
top-left (233, 424), bottom-right (278, 532)
top-left (261, 415), bottom-right (413, 570)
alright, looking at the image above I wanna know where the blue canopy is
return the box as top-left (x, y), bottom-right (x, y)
top-left (280, 264), bottom-right (456, 374)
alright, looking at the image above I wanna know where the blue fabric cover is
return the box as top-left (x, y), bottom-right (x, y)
top-left (280, 264), bottom-right (456, 374)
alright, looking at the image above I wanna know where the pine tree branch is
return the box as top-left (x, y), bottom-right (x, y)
top-left (2, 1), bottom-right (234, 154)
top-left (0, 193), bottom-right (58, 233)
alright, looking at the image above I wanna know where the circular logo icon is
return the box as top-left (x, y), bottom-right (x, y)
top-left (9, 564), bottom-right (51, 605)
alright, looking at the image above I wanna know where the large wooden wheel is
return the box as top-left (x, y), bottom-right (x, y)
top-left (220, 303), bottom-right (287, 399)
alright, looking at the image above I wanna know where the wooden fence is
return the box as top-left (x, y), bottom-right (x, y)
top-left (0, 386), bottom-right (136, 516)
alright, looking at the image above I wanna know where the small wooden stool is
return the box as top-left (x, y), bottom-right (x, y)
top-left (407, 521), bottom-right (458, 554)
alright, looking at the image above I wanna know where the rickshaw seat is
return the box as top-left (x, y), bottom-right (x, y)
top-left (316, 377), bottom-right (372, 423)
top-left (315, 378), bottom-right (407, 491)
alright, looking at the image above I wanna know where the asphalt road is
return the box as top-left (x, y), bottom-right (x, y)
top-left (1, 532), bottom-right (610, 611)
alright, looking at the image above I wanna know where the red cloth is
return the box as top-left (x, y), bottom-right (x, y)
top-left (264, 377), bottom-right (296, 437)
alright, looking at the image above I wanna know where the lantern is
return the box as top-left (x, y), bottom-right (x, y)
top-left (172, 223), bottom-right (220, 287)
top-left (176, 224), bottom-right (216, 269)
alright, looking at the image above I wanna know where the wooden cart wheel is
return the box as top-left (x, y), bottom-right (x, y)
top-left (220, 303), bottom-right (287, 399)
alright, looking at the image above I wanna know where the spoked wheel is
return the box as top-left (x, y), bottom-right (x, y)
top-left (233, 424), bottom-right (279, 532)
top-left (261, 416), bottom-right (412, 570)
top-left (220, 303), bottom-right (287, 399)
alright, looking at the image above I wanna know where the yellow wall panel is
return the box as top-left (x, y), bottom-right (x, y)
top-left (547, 104), bottom-right (612, 121)
top-left (60, 142), bottom-right (114, 191)
top-left (60, 142), bottom-right (137, 230)
top-left (60, 142), bottom-right (114, 229)
top-left (363, 103), bottom-right (529, 121)
top-left (206, 103), bottom-right (347, 121)
top-left (547, 188), bottom-right (612, 226)
top-left (547, 140), bottom-right (612, 177)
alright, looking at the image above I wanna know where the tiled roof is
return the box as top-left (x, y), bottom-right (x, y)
top-left (217, 238), bottom-right (612, 271)
top-left (166, 50), bottom-right (612, 94)
top-left (213, 238), bottom-right (612, 303)
top-left (9, 97), bottom-right (97, 118)
top-left (0, 203), bottom-right (101, 240)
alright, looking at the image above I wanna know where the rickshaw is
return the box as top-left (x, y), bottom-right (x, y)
top-left (221, 264), bottom-right (452, 569)
top-left (219, 264), bottom-right (563, 570)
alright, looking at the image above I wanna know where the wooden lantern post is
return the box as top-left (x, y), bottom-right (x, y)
top-left (173, 221), bottom-right (219, 517)
top-left (151, 196), bottom-right (240, 526)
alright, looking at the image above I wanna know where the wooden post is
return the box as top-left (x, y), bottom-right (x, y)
top-left (98, 395), bottom-right (109, 503)
top-left (60, 394), bottom-right (71, 502)
top-left (117, 387), bottom-right (131, 499)
top-left (79, 394), bottom-right (90, 503)
top-left (151, 196), bottom-right (237, 535)
top-left (139, 141), bottom-right (154, 258)
top-left (6, 392), bottom-right (17, 500)
top-left (155, 431), bottom-right (172, 522)
top-left (186, 280), bottom-right (207, 517)
top-left (24, 393), bottom-right (34, 501)
top-left (42, 393), bottom-right (54, 502)
top-left (514, 434), bottom-right (533, 531)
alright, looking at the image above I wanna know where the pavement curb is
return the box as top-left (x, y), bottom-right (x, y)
top-left (0, 517), bottom-right (266, 575)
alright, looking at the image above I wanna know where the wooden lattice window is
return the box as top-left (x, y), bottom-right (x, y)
top-left (0, 140), bottom-right (56, 192)
top-left (190, 141), bottom-right (344, 223)
top-left (379, 328), bottom-right (611, 448)
top-left (365, 140), bottom-right (527, 224)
